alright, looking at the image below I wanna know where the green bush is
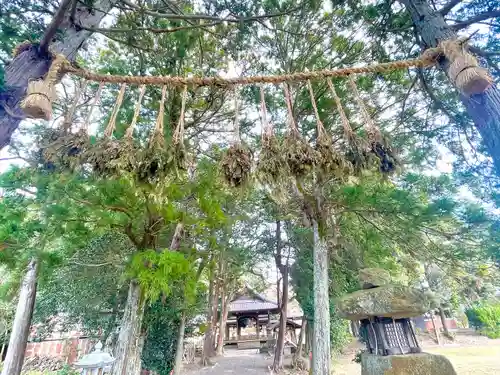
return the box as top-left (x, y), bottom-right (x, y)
top-left (467, 301), bottom-right (500, 339)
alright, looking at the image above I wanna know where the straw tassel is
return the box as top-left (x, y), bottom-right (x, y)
top-left (125, 85), bottom-right (146, 140)
top-left (173, 85), bottom-right (188, 145)
top-left (20, 54), bottom-right (67, 120)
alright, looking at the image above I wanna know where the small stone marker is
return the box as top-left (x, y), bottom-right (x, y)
top-left (74, 341), bottom-right (115, 375)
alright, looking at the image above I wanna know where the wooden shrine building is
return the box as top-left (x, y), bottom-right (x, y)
top-left (222, 288), bottom-right (302, 349)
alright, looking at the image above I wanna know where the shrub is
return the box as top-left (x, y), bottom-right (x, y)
top-left (467, 301), bottom-right (500, 339)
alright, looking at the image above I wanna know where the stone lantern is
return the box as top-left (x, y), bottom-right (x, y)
top-left (74, 342), bottom-right (115, 375)
top-left (337, 268), bottom-right (457, 375)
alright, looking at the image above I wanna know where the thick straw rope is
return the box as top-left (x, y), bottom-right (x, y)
top-left (104, 83), bottom-right (127, 138)
top-left (18, 38), bottom-right (488, 121)
top-left (62, 51), bottom-right (440, 87)
top-left (125, 85), bottom-right (146, 139)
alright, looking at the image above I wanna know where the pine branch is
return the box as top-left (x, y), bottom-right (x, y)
top-left (80, 21), bottom-right (222, 34)
top-left (438, 0), bottom-right (463, 16)
top-left (118, 0), bottom-right (301, 23)
top-left (451, 9), bottom-right (500, 31)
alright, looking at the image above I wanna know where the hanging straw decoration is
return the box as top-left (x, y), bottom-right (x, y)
top-left (36, 81), bottom-right (90, 172)
top-left (307, 80), bottom-right (351, 177)
top-left (138, 85), bottom-right (171, 182)
top-left (256, 85), bottom-right (288, 186)
top-left (85, 83), bottom-right (133, 177)
top-left (282, 83), bottom-right (317, 177)
top-left (221, 87), bottom-right (253, 187)
top-left (20, 54), bottom-right (67, 120)
top-left (327, 78), bottom-right (370, 174)
top-left (347, 76), bottom-right (398, 174)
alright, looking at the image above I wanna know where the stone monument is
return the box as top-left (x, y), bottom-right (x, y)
top-left (337, 268), bottom-right (457, 375)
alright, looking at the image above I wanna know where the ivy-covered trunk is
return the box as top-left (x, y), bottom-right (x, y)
top-left (312, 218), bottom-right (331, 375)
top-left (0, 0), bottom-right (116, 150)
top-left (1, 259), bottom-right (38, 375)
top-left (111, 281), bottom-right (145, 375)
top-left (400, 0), bottom-right (500, 175)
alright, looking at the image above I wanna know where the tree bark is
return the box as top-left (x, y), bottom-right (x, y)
top-left (438, 307), bottom-right (450, 337)
top-left (312, 218), bottom-right (331, 375)
top-left (430, 311), bottom-right (441, 345)
top-left (400, 0), bottom-right (500, 175)
top-left (1, 259), bottom-right (38, 375)
top-left (173, 311), bottom-right (186, 375)
top-left (296, 318), bottom-right (306, 359)
top-left (273, 264), bottom-right (289, 372)
top-left (216, 285), bottom-right (230, 356)
top-left (0, 0), bottom-right (116, 150)
top-left (111, 281), bottom-right (145, 375)
top-left (201, 268), bottom-right (216, 365)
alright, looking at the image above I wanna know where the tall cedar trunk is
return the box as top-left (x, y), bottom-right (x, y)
top-left (201, 269), bottom-right (216, 365)
top-left (305, 321), bottom-right (313, 357)
top-left (111, 281), bottom-right (145, 375)
top-left (1, 259), bottom-right (38, 375)
top-left (173, 311), bottom-right (186, 375)
top-left (400, 0), bottom-right (500, 175)
top-left (0, 0), bottom-right (116, 150)
top-left (439, 307), bottom-right (450, 336)
top-left (312, 218), bottom-right (331, 375)
top-left (273, 264), bottom-right (289, 371)
top-left (211, 261), bottom-right (222, 350)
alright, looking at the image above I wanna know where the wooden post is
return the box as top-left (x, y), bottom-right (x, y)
top-left (237, 325), bottom-right (241, 340)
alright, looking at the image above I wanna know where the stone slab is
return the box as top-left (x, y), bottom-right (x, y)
top-left (361, 352), bottom-right (457, 375)
top-left (337, 285), bottom-right (436, 320)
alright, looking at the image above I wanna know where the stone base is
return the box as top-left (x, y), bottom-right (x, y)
top-left (361, 353), bottom-right (457, 375)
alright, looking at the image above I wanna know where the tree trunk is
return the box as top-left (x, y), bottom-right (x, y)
top-left (296, 318), bottom-right (306, 358)
top-left (400, 0), bottom-right (500, 175)
top-left (273, 264), bottom-right (289, 372)
top-left (173, 311), bottom-right (186, 375)
top-left (201, 270), bottom-right (216, 365)
top-left (438, 307), bottom-right (450, 337)
top-left (0, 0), bottom-right (116, 150)
top-left (312, 218), bottom-right (331, 375)
top-left (216, 286), bottom-right (230, 356)
top-left (430, 311), bottom-right (441, 345)
top-left (1, 259), bottom-right (38, 375)
top-left (111, 281), bottom-right (145, 375)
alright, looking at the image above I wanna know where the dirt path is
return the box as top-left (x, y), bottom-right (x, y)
top-left (184, 349), bottom-right (275, 375)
